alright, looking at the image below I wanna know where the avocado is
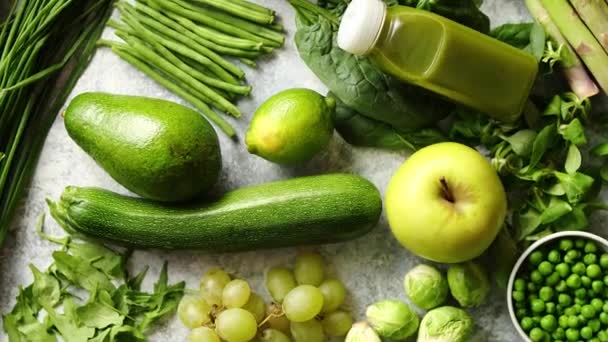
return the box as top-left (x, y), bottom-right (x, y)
top-left (64, 92), bottom-right (221, 202)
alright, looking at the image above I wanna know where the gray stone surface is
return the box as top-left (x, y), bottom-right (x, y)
top-left (0, 0), bottom-right (581, 341)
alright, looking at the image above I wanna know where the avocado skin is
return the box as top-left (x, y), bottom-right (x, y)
top-left (64, 92), bottom-right (221, 202)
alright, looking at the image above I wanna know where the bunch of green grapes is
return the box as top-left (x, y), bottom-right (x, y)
top-left (178, 252), bottom-right (353, 341)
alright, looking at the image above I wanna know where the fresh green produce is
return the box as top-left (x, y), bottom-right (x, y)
top-left (568, 0), bottom-right (608, 53)
top-left (100, 0), bottom-right (286, 137)
top-left (48, 174), bottom-right (381, 250)
top-left (0, 0), bottom-right (114, 249)
top-left (265, 267), bottom-right (297, 303)
top-left (294, 251), bottom-right (326, 286)
top-left (282, 285), bottom-right (325, 322)
top-left (289, 0), bottom-right (450, 132)
top-left (222, 279), bottom-right (252, 308)
top-left (319, 278), bottom-right (347, 313)
top-left (65, 92), bottom-right (222, 202)
top-left (404, 264), bottom-right (449, 309)
top-left (216, 308), bottom-right (258, 342)
top-left (385, 142), bottom-right (508, 263)
top-left (511, 237), bottom-right (608, 341)
top-left (365, 300), bottom-right (420, 340)
top-left (524, 0), bottom-right (600, 99)
top-left (246, 89), bottom-right (335, 165)
top-left (259, 328), bottom-right (291, 342)
top-left (401, 0), bottom-right (490, 33)
top-left (190, 326), bottom-right (221, 342)
top-left (538, 0), bottom-right (608, 93)
top-left (201, 268), bottom-right (232, 306)
top-left (290, 319), bottom-right (324, 342)
top-left (322, 310), bottom-right (354, 337)
top-left (345, 322), bottom-right (382, 342)
top-left (417, 306), bottom-right (474, 342)
top-left (3, 216), bottom-right (184, 340)
top-left (178, 296), bottom-right (211, 328)
top-left (447, 261), bottom-right (491, 308)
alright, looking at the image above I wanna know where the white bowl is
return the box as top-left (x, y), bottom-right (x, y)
top-left (507, 231), bottom-right (608, 342)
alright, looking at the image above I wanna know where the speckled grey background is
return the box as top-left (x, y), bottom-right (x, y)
top-left (1, 1), bottom-right (606, 341)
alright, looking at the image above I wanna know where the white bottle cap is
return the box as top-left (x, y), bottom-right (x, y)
top-left (337, 0), bottom-right (387, 56)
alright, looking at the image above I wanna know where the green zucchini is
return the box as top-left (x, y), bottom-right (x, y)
top-left (48, 174), bottom-right (382, 251)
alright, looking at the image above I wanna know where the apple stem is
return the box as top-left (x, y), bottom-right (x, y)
top-left (440, 178), bottom-right (455, 203)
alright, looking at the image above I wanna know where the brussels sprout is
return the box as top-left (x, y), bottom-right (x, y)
top-left (417, 306), bottom-right (474, 342)
top-left (366, 300), bottom-right (419, 339)
top-left (447, 261), bottom-right (490, 308)
top-left (404, 264), bottom-right (448, 309)
top-left (345, 322), bottom-right (382, 342)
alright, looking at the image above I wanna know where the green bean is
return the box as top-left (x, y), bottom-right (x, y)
top-left (117, 4), bottom-right (245, 79)
top-left (189, 0), bottom-right (274, 25)
top-left (109, 44), bottom-right (236, 137)
top-left (153, 0), bottom-right (277, 47)
top-left (130, 1), bottom-right (263, 58)
top-left (170, 0), bottom-right (284, 46)
top-left (239, 58), bottom-right (257, 68)
top-left (118, 33), bottom-right (242, 117)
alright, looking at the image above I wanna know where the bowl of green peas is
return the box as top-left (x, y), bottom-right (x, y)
top-left (508, 231), bottom-right (608, 342)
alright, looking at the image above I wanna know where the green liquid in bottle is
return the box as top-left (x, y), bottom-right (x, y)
top-left (368, 6), bottom-right (539, 121)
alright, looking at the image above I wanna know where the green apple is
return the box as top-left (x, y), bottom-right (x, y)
top-left (385, 142), bottom-right (507, 263)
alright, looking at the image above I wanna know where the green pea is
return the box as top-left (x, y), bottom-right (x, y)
top-left (521, 316), bottom-right (536, 331)
top-left (573, 304), bottom-right (582, 313)
top-left (531, 298), bottom-right (546, 313)
top-left (541, 314), bottom-right (558, 332)
top-left (579, 313), bottom-right (589, 325)
top-left (568, 274), bottom-right (583, 288)
top-left (593, 280), bottom-right (605, 294)
top-left (529, 294), bottom-right (539, 301)
top-left (546, 302), bottom-right (557, 314)
top-left (575, 297), bottom-right (587, 305)
top-left (515, 278), bottom-right (527, 291)
top-left (515, 301), bottom-right (526, 309)
top-left (565, 327), bottom-right (579, 341)
top-left (585, 241), bottom-right (599, 254)
top-left (588, 264), bottom-right (603, 279)
top-left (592, 299), bottom-right (604, 311)
top-left (549, 250), bottom-right (562, 264)
top-left (513, 290), bottom-right (526, 302)
top-left (559, 294), bottom-right (573, 306)
top-left (575, 288), bottom-right (587, 300)
top-left (568, 315), bottom-right (580, 328)
top-left (565, 307), bottom-right (577, 316)
top-left (516, 308), bottom-right (528, 318)
top-left (600, 254), bottom-right (608, 269)
top-left (557, 263), bottom-right (571, 278)
top-left (565, 250), bottom-right (580, 264)
top-left (582, 304), bottom-right (597, 319)
top-left (573, 262), bottom-right (587, 275)
top-left (540, 287), bottom-right (555, 301)
top-left (600, 312), bottom-right (608, 325)
top-left (530, 250), bottom-right (545, 266)
top-left (585, 253), bottom-right (599, 265)
top-left (604, 274), bottom-right (608, 287)
top-left (590, 319), bottom-right (602, 332)
top-left (553, 327), bottom-right (566, 340)
top-left (539, 261), bottom-right (555, 276)
top-left (576, 239), bottom-right (586, 249)
top-left (531, 270), bottom-right (544, 284)
top-left (556, 280), bottom-right (568, 292)
top-left (561, 239), bottom-right (575, 251)
top-left (530, 327), bottom-right (545, 341)
top-left (603, 303), bottom-right (608, 313)
top-left (599, 331), bottom-right (608, 342)
top-left (547, 272), bottom-right (562, 286)
top-left (581, 326), bottom-right (593, 339)
top-left (591, 338), bottom-right (601, 342)
top-left (582, 276), bottom-right (593, 287)
top-left (529, 282), bottom-right (539, 292)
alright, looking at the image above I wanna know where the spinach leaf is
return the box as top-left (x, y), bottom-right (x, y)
top-left (491, 23), bottom-right (545, 60)
top-left (291, 2), bottom-right (450, 131)
top-left (406, 0), bottom-right (490, 33)
top-left (332, 95), bottom-right (446, 150)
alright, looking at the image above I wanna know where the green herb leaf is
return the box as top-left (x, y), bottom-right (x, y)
top-left (30, 265), bottom-right (61, 307)
top-left (524, 23), bottom-right (546, 61)
top-left (565, 144), bottom-right (582, 174)
top-left (491, 23), bottom-right (534, 49)
top-left (16, 321), bottom-right (56, 342)
top-left (540, 197), bottom-right (573, 224)
top-left (591, 143), bottom-right (608, 157)
top-left (558, 119), bottom-right (587, 145)
top-left (67, 241), bottom-right (125, 279)
top-left (52, 251), bottom-right (115, 293)
top-left (529, 124), bottom-right (557, 169)
top-left (77, 290), bottom-right (124, 329)
top-left (600, 164), bottom-right (608, 182)
top-left (555, 204), bottom-right (589, 231)
top-left (128, 266), bottom-right (150, 291)
top-left (43, 299), bottom-right (95, 342)
top-left (516, 207), bottom-right (542, 241)
top-left (504, 129), bottom-right (537, 157)
top-left (554, 171), bottom-right (595, 204)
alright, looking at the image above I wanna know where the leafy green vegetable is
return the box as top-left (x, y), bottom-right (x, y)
top-left (402, 0), bottom-right (490, 33)
top-left (290, 0), bottom-right (450, 132)
top-left (3, 215), bottom-right (184, 341)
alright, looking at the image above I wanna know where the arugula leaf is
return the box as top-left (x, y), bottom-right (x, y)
top-left (77, 289), bottom-right (124, 329)
top-left (52, 251), bottom-right (115, 293)
top-left (30, 265), bottom-right (61, 307)
top-left (43, 299), bottom-right (95, 342)
top-left (67, 241), bottom-right (125, 279)
top-left (17, 321), bottom-right (56, 342)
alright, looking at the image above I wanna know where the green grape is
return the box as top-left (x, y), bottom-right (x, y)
top-left (222, 279), bottom-right (251, 308)
top-left (265, 267), bottom-right (297, 303)
top-left (215, 308), bottom-right (258, 342)
top-left (319, 278), bottom-right (347, 313)
top-left (200, 268), bottom-right (231, 306)
top-left (189, 326), bottom-right (221, 342)
top-left (283, 285), bottom-right (324, 322)
top-left (294, 252), bottom-right (325, 286)
top-left (290, 319), bottom-right (325, 342)
top-left (322, 310), bottom-right (354, 337)
top-left (178, 296), bottom-right (211, 328)
top-left (259, 328), bottom-right (291, 342)
top-left (242, 292), bottom-right (266, 323)
top-left (266, 303), bottom-right (291, 335)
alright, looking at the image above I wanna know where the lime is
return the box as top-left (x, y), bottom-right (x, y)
top-left (246, 88), bottom-right (335, 165)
